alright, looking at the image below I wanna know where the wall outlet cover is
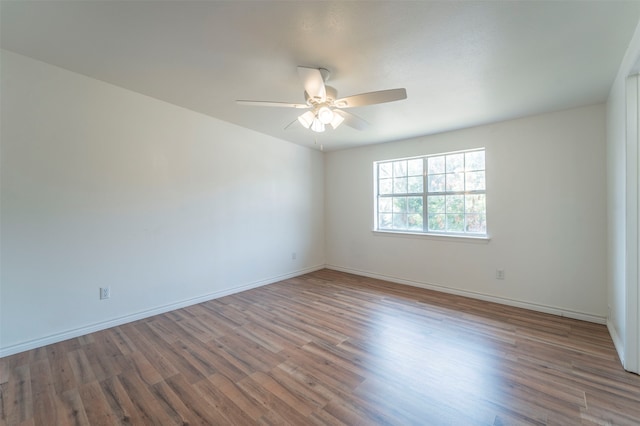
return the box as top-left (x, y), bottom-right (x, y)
top-left (100, 287), bottom-right (111, 300)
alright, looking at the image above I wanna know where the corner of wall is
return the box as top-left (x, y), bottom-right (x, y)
top-left (608, 318), bottom-right (626, 366)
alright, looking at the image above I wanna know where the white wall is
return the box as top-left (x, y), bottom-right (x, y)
top-left (326, 105), bottom-right (607, 321)
top-left (606, 69), bottom-right (629, 364)
top-left (606, 20), bottom-right (640, 373)
top-left (0, 50), bottom-right (325, 356)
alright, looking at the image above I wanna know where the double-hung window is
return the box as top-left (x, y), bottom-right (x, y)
top-left (375, 148), bottom-right (486, 236)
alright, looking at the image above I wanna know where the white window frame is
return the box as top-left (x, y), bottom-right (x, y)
top-left (373, 148), bottom-right (488, 238)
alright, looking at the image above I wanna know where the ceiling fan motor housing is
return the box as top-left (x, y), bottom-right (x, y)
top-left (304, 85), bottom-right (337, 107)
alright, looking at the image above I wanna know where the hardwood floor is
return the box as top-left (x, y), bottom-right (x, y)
top-left (2, 269), bottom-right (640, 425)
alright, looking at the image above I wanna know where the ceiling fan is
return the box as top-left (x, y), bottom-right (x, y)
top-left (236, 66), bottom-right (407, 133)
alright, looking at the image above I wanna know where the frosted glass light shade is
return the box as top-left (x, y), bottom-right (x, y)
top-left (310, 118), bottom-right (325, 132)
top-left (297, 111), bottom-right (315, 128)
top-left (317, 106), bottom-right (334, 124)
top-left (330, 112), bottom-right (345, 129)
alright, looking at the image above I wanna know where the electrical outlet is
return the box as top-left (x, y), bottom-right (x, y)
top-left (496, 269), bottom-right (505, 280)
top-left (292, 252), bottom-right (297, 260)
top-left (100, 287), bottom-right (111, 300)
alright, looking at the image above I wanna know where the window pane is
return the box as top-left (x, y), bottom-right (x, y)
top-left (428, 213), bottom-right (446, 231)
top-left (378, 197), bottom-right (393, 213)
top-left (407, 196), bottom-right (423, 213)
top-left (428, 156), bottom-right (445, 174)
top-left (407, 159), bottom-right (423, 176)
top-left (465, 214), bottom-right (486, 233)
top-left (446, 195), bottom-right (464, 214)
top-left (446, 153), bottom-right (464, 173)
top-left (379, 178), bottom-right (392, 195)
top-left (408, 213), bottom-right (423, 230)
top-left (394, 177), bottom-right (408, 194)
top-left (445, 173), bottom-right (464, 191)
top-left (393, 213), bottom-right (408, 229)
top-left (446, 214), bottom-right (464, 232)
top-left (393, 197), bottom-right (407, 213)
top-left (376, 148), bottom-right (486, 236)
top-left (465, 151), bottom-right (485, 172)
top-left (428, 174), bottom-right (445, 192)
top-left (393, 161), bottom-right (407, 177)
top-left (408, 176), bottom-right (423, 193)
top-left (465, 171), bottom-right (485, 191)
top-left (379, 162), bottom-right (392, 178)
top-left (465, 194), bottom-right (485, 214)
top-left (427, 195), bottom-right (445, 213)
top-left (379, 213), bottom-right (392, 229)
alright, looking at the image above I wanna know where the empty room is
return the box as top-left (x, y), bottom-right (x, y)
top-left (2, 1), bottom-right (640, 424)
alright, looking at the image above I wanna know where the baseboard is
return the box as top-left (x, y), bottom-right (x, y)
top-left (326, 264), bottom-right (607, 325)
top-left (0, 264), bottom-right (324, 358)
top-left (607, 319), bottom-right (625, 366)
top-left (2, 263), bottom-right (607, 358)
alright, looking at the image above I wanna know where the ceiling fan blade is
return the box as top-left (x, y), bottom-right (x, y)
top-left (334, 110), bottom-right (370, 131)
top-left (284, 117), bottom-right (300, 130)
top-left (334, 88), bottom-right (407, 108)
top-left (236, 100), bottom-right (309, 108)
top-left (298, 66), bottom-right (326, 102)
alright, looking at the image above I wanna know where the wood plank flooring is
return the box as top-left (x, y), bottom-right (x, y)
top-left (1, 269), bottom-right (640, 425)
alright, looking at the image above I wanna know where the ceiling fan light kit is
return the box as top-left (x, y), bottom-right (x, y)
top-left (237, 66), bottom-right (407, 135)
top-left (329, 111), bottom-right (345, 129)
top-left (297, 110), bottom-right (315, 128)
top-left (317, 106), bottom-right (334, 124)
top-left (310, 119), bottom-right (325, 133)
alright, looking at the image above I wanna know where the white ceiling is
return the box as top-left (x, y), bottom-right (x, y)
top-left (2, 1), bottom-right (639, 151)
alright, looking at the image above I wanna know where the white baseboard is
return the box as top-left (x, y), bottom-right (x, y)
top-left (0, 265), bottom-right (324, 358)
top-left (2, 263), bottom-right (608, 358)
top-left (326, 264), bottom-right (607, 325)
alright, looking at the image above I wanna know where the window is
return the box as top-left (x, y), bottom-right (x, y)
top-left (375, 148), bottom-right (486, 236)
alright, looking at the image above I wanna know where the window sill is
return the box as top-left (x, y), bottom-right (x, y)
top-left (372, 229), bottom-right (491, 243)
